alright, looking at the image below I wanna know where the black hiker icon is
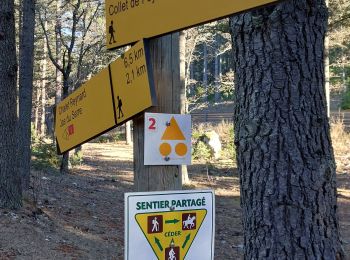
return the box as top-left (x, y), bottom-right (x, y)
top-left (109, 20), bottom-right (116, 44)
top-left (117, 96), bottom-right (124, 119)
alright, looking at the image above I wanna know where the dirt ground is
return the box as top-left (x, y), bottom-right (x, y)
top-left (0, 142), bottom-right (349, 259)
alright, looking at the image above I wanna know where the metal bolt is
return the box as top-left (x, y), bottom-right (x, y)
top-left (166, 121), bottom-right (171, 126)
top-left (164, 156), bottom-right (170, 161)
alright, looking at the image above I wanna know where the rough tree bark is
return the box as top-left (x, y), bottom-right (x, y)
top-left (18, 0), bottom-right (35, 189)
top-left (0, 0), bottom-right (22, 208)
top-left (40, 26), bottom-right (47, 136)
top-left (229, 1), bottom-right (344, 258)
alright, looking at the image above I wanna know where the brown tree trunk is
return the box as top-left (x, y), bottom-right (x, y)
top-left (0, 0), bottom-right (22, 208)
top-left (18, 0), bottom-right (35, 189)
top-left (40, 21), bottom-right (47, 136)
top-left (179, 30), bottom-right (190, 185)
top-left (34, 83), bottom-right (40, 133)
top-left (202, 42), bottom-right (208, 102)
top-left (55, 0), bottom-right (62, 105)
top-left (133, 34), bottom-right (182, 191)
top-left (125, 121), bottom-right (132, 145)
top-left (60, 79), bottom-right (70, 174)
top-left (229, 1), bottom-right (344, 258)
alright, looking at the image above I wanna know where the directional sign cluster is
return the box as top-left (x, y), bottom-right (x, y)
top-left (54, 40), bottom-right (156, 154)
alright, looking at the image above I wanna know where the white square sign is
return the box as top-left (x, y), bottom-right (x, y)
top-left (144, 113), bottom-right (191, 165)
top-left (125, 190), bottom-right (215, 260)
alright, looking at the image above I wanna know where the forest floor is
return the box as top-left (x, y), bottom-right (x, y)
top-left (0, 142), bottom-right (349, 260)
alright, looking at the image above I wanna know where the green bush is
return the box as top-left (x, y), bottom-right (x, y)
top-left (31, 141), bottom-right (60, 170)
top-left (69, 150), bottom-right (83, 167)
top-left (92, 132), bottom-right (124, 143)
top-left (192, 122), bottom-right (236, 163)
top-left (192, 139), bottom-right (212, 161)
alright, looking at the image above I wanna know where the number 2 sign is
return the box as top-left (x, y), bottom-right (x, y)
top-left (144, 113), bottom-right (192, 165)
top-left (148, 117), bottom-right (156, 131)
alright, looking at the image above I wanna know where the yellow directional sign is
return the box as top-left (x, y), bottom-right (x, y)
top-left (55, 68), bottom-right (116, 154)
top-left (109, 40), bottom-right (156, 125)
top-left (105, 0), bottom-right (280, 49)
top-left (135, 210), bottom-right (207, 260)
top-left (54, 39), bottom-right (156, 154)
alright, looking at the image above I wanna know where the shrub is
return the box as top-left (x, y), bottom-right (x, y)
top-left (192, 121), bottom-right (236, 163)
top-left (341, 89), bottom-right (350, 110)
top-left (69, 150), bottom-right (83, 167)
top-left (92, 132), bottom-right (124, 143)
top-left (330, 115), bottom-right (350, 173)
top-left (31, 141), bottom-right (60, 170)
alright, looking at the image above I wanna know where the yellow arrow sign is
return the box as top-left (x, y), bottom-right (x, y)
top-left (55, 67), bottom-right (116, 154)
top-left (135, 210), bottom-right (207, 260)
top-left (109, 40), bottom-right (156, 125)
top-left (105, 0), bottom-right (281, 49)
top-left (54, 40), bottom-right (155, 154)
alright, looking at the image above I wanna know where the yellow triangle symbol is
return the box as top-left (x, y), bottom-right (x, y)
top-left (161, 117), bottom-right (186, 140)
top-left (135, 210), bottom-right (207, 260)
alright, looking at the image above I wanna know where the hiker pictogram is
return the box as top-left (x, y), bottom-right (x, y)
top-left (117, 96), bottom-right (124, 119)
top-left (109, 20), bottom-right (116, 44)
top-left (148, 215), bottom-right (163, 234)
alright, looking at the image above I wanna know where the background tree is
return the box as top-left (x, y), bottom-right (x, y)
top-left (0, 0), bottom-right (22, 208)
top-left (18, 0), bottom-right (36, 189)
top-left (229, 0), bottom-right (344, 258)
top-left (38, 0), bottom-right (111, 173)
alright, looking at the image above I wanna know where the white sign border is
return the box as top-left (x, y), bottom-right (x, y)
top-left (144, 113), bottom-right (192, 166)
top-left (124, 190), bottom-right (215, 260)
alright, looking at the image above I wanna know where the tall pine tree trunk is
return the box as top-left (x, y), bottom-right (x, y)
top-left (230, 1), bottom-right (344, 258)
top-left (125, 121), bottom-right (132, 145)
top-left (203, 42), bottom-right (208, 102)
top-left (0, 0), bottom-right (22, 208)
top-left (180, 31), bottom-right (190, 184)
top-left (18, 0), bottom-right (35, 189)
top-left (40, 33), bottom-right (47, 136)
top-left (214, 34), bottom-right (221, 103)
top-left (60, 78), bottom-right (70, 174)
top-left (34, 83), bottom-right (40, 132)
top-left (55, 0), bottom-right (62, 105)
